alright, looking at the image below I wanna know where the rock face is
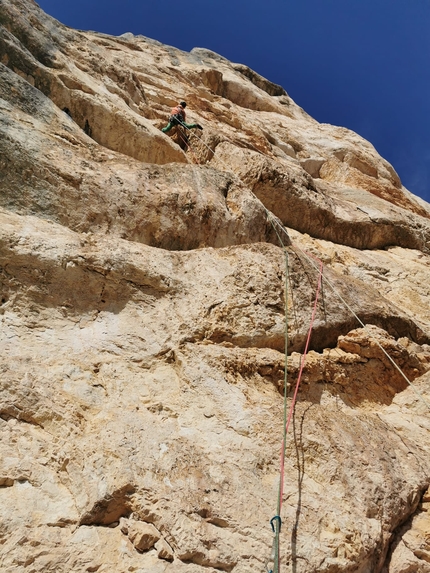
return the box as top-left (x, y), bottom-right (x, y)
top-left (1, 1), bottom-right (430, 572)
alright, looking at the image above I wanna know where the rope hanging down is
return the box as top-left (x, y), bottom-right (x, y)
top-left (169, 115), bottom-right (430, 573)
top-left (267, 252), bottom-right (323, 573)
top-left (174, 115), bottom-right (430, 411)
top-left (267, 247), bottom-right (289, 573)
top-left (291, 239), bottom-right (430, 412)
top-left (175, 114), bottom-right (430, 410)
top-left (265, 215), bottom-right (430, 413)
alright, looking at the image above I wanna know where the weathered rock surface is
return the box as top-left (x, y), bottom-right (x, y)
top-left (1, 1), bottom-right (430, 572)
top-left (384, 486), bottom-right (430, 573)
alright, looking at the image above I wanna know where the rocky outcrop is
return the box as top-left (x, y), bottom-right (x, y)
top-left (0, 65), bottom-right (278, 249)
top-left (1, 1), bottom-right (430, 572)
top-left (212, 142), bottom-right (430, 253)
top-left (383, 486), bottom-right (430, 573)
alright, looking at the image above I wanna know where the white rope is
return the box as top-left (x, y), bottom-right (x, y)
top-left (282, 224), bottom-right (430, 412)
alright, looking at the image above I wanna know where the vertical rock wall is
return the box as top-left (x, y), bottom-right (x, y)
top-left (1, 1), bottom-right (430, 571)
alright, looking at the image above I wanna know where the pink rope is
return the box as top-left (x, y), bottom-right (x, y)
top-left (278, 254), bottom-right (324, 513)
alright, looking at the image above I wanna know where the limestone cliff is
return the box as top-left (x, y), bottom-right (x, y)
top-left (1, 1), bottom-right (430, 572)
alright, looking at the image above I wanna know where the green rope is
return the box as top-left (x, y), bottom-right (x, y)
top-left (271, 250), bottom-right (290, 573)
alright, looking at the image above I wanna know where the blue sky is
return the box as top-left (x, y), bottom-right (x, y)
top-left (37, 0), bottom-right (430, 205)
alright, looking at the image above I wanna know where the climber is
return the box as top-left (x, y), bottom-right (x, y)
top-left (161, 101), bottom-right (203, 133)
